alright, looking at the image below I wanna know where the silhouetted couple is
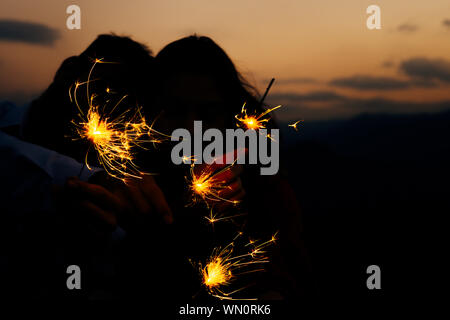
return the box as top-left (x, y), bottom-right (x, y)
top-left (0, 34), bottom-right (313, 301)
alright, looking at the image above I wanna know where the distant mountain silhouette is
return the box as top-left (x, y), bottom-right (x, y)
top-left (280, 110), bottom-right (450, 298)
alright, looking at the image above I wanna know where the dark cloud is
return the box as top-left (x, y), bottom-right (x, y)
top-left (443, 19), bottom-right (450, 28)
top-left (269, 91), bottom-right (346, 103)
top-left (400, 57), bottom-right (450, 83)
top-left (267, 77), bottom-right (318, 85)
top-left (0, 19), bottom-right (60, 46)
top-left (329, 75), bottom-right (411, 90)
top-left (382, 61), bottom-right (394, 68)
top-left (397, 23), bottom-right (418, 33)
top-left (266, 90), bottom-right (450, 120)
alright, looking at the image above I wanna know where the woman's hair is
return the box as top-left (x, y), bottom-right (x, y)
top-left (155, 35), bottom-right (264, 118)
top-left (21, 34), bottom-right (154, 159)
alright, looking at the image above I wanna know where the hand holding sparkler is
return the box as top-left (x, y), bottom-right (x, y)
top-left (69, 58), bottom-right (168, 181)
top-left (235, 78), bottom-right (280, 132)
top-left (64, 174), bottom-right (173, 231)
top-left (187, 149), bottom-right (247, 209)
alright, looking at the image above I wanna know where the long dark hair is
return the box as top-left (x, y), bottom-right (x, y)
top-left (21, 34), bottom-right (154, 160)
top-left (154, 36), bottom-right (310, 299)
top-left (155, 35), bottom-right (267, 121)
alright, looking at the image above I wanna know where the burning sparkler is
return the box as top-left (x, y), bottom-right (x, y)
top-left (235, 102), bottom-right (281, 131)
top-left (187, 162), bottom-right (241, 207)
top-left (197, 231), bottom-right (278, 300)
top-left (235, 77), bottom-right (281, 131)
top-left (69, 58), bottom-right (167, 181)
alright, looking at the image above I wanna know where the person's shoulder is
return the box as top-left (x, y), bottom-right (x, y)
top-left (0, 100), bottom-right (31, 129)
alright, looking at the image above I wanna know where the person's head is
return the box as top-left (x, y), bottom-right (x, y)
top-left (154, 35), bottom-right (262, 132)
top-left (22, 34), bottom-right (154, 160)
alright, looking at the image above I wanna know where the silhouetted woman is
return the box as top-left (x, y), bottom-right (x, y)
top-left (148, 35), bottom-right (315, 300)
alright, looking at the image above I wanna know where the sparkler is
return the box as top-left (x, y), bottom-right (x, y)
top-left (187, 162), bottom-right (241, 207)
top-left (235, 102), bottom-right (281, 131)
top-left (235, 77), bottom-right (280, 131)
top-left (197, 231), bottom-right (278, 300)
top-left (204, 209), bottom-right (246, 227)
top-left (288, 120), bottom-right (303, 131)
top-left (182, 155), bottom-right (198, 164)
top-left (69, 58), bottom-right (167, 181)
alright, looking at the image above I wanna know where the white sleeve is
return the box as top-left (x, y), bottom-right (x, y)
top-left (0, 130), bottom-right (101, 214)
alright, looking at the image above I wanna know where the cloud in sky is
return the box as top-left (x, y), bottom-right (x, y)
top-left (397, 23), bottom-right (419, 33)
top-left (329, 75), bottom-right (411, 90)
top-left (400, 57), bottom-right (450, 83)
top-left (382, 61), bottom-right (394, 68)
top-left (443, 19), bottom-right (450, 28)
top-left (267, 77), bottom-right (318, 85)
top-left (328, 56), bottom-right (450, 91)
top-left (0, 19), bottom-right (60, 46)
top-left (267, 90), bottom-right (450, 120)
top-left (270, 91), bottom-right (346, 103)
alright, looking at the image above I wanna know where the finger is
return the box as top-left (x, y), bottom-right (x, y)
top-left (212, 164), bottom-right (243, 183)
top-left (217, 178), bottom-right (243, 198)
top-left (195, 148), bottom-right (248, 174)
top-left (66, 177), bottom-right (124, 211)
top-left (230, 189), bottom-right (246, 201)
top-left (214, 191), bottom-right (245, 212)
top-left (123, 180), bottom-right (153, 216)
top-left (80, 200), bottom-right (117, 230)
top-left (137, 176), bottom-right (174, 224)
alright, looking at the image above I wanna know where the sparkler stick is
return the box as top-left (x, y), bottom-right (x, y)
top-left (69, 58), bottom-right (168, 181)
top-left (196, 231), bottom-right (278, 300)
top-left (235, 78), bottom-right (280, 131)
top-left (78, 162), bottom-right (86, 178)
top-left (259, 78), bottom-right (275, 106)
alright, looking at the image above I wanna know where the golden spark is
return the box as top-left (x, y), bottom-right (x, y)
top-left (182, 155), bottom-right (198, 164)
top-left (69, 58), bottom-right (168, 181)
top-left (235, 102), bottom-right (281, 131)
top-left (288, 120), bottom-right (303, 131)
top-left (204, 209), bottom-right (246, 227)
top-left (197, 232), bottom-right (278, 300)
top-left (187, 162), bottom-right (241, 207)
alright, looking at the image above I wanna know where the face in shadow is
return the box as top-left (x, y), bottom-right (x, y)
top-left (153, 35), bottom-right (262, 137)
top-left (158, 72), bottom-right (230, 134)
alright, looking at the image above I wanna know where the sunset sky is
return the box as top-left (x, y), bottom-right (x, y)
top-left (1, 0), bottom-right (450, 120)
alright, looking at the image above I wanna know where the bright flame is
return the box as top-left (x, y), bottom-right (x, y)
top-left (235, 102), bottom-right (281, 131)
top-left (187, 163), bottom-right (240, 207)
top-left (70, 58), bottom-right (168, 181)
top-left (203, 256), bottom-right (232, 288)
top-left (197, 231), bottom-right (278, 300)
top-left (85, 111), bottom-right (112, 145)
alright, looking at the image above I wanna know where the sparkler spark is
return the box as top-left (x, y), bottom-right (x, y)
top-left (204, 209), bottom-right (246, 227)
top-left (288, 120), bottom-right (303, 131)
top-left (187, 162), bottom-right (240, 207)
top-left (69, 58), bottom-right (167, 181)
top-left (197, 232), bottom-right (278, 300)
top-left (235, 102), bottom-right (281, 131)
top-left (182, 155), bottom-right (197, 164)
